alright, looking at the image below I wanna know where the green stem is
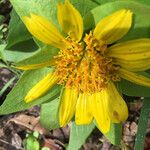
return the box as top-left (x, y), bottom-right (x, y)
top-left (134, 97), bottom-right (150, 150)
top-left (0, 77), bottom-right (16, 96)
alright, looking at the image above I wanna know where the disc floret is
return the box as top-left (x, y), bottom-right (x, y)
top-left (55, 32), bottom-right (120, 93)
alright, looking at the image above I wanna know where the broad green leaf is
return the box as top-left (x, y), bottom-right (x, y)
top-left (4, 39), bottom-right (38, 62)
top-left (94, 120), bottom-right (122, 146)
top-left (118, 72), bottom-right (150, 97)
top-left (0, 44), bottom-right (6, 61)
top-left (71, 0), bottom-right (98, 17)
top-left (14, 45), bottom-right (59, 67)
top-left (10, 0), bottom-right (98, 29)
top-left (118, 80), bottom-right (150, 97)
top-left (134, 98), bottom-right (150, 150)
top-left (0, 68), bottom-right (61, 115)
top-left (84, 0), bottom-right (150, 40)
top-left (90, 0), bottom-right (117, 5)
top-left (68, 122), bottom-right (95, 150)
top-left (0, 15), bottom-right (4, 24)
top-left (105, 123), bottom-right (122, 146)
top-left (40, 98), bottom-right (60, 130)
top-left (3, 10), bottom-right (39, 63)
top-left (134, 0), bottom-right (150, 6)
top-left (6, 9), bottom-right (32, 49)
top-left (10, 0), bottom-right (61, 28)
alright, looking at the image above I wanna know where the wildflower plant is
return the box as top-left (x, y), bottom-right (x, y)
top-left (0, 0), bottom-right (150, 149)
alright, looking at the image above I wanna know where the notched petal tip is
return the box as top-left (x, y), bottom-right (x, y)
top-left (23, 13), bottom-right (66, 49)
top-left (57, 0), bottom-right (83, 41)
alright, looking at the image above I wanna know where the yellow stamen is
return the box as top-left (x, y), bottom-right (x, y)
top-left (55, 32), bottom-right (120, 93)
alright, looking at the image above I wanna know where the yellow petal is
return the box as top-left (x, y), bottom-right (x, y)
top-left (91, 92), bottom-right (110, 133)
top-left (25, 72), bottom-right (58, 103)
top-left (14, 59), bottom-right (56, 70)
top-left (59, 88), bottom-right (78, 127)
top-left (108, 39), bottom-right (150, 60)
top-left (57, 0), bottom-right (83, 41)
top-left (75, 93), bottom-right (93, 125)
top-left (119, 68), bottom-right (150, 87)
top-left (114, 58), bottom-right (150, 72)
top-left (94, 9), bottom-right (132, 44)
top-left (23, 14), bottom-right (66, 49)
top-left (106, 82), bottom-right (128, 123)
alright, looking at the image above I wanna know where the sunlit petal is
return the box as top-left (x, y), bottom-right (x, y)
top-left (94, 9), bottom-right (132, 44)
top-left (114, 58), bottom-right (150, 72)
top-left (57, 0), bottom-right (83, 41)
top-left (106, 82), bottom-right (128, 123)
top-left (14, 59), bottom-right (56, 70)
top-left (91, 92), bottom-right (110, 133)
top-left (108, 39), bottom-right (150, 60)
top-left (119, 68), bottom-right (150, 87)
top-left (59, 88), bottom-right (78, 127)
top-left (75, 93), bottom-right (93, 125)
top-left (25, 72), bottom-right (58, 103)
top-left (24, 14), bottom-right (66, 49)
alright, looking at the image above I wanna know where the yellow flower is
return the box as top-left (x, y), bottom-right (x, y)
top-left (21, 0), bottom-right (150, 133)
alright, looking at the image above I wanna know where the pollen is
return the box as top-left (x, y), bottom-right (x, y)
top-left (54, 32), bottom-right (120, 93)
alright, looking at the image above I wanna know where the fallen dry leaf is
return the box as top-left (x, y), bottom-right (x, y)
top-left (8, 114), bottom-right (47, 134)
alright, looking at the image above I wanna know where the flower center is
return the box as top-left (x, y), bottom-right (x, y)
top-left (54, 32), bottom-right (120, 93)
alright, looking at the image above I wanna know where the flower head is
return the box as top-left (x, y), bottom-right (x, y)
top-left (21, 0), bottom-right (150, 133)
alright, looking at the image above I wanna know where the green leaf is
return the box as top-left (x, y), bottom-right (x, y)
top-left (71, 0), bottom-right (98, 17)
top-left (105, 123), bottom-right (122, 146)
top-left (68, 122), bottom-right (95, 150)
top-left (0, 15), bottom-right (4, 24)
top-left (24, 133), bottom-right (40, 150)
top-left (94, 121), bottom-right (122, 146)
top-left (10, 0), bottom-right (61, 27)
top-left (118, 72), bottom-right (150, 97)
top-left (84, 0), bottom-right (150, 40)
top-left (6, 9), bottom-right (32, 49)
top-left (4, 39), bottom-right (38, 62)
top-left (0, 68), bottom-right (61, 115)
top-left (40, 98), bottom-right (60, 130)
top-left (118, 79), bottom-right (150, 97)
top-left (134, 98), bottom-right (150, 150)
top-left (14, 45), bottom-right (59, 67)
top-left (133, 0), bottom-right (150, 6)
top-left (90, 0), bottom-right (117, 5)
top-left (10, 0), bottom-right (98, 30)
top-left (0, 44), bottom-right (6, 61)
